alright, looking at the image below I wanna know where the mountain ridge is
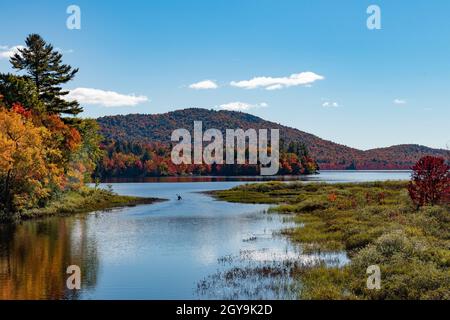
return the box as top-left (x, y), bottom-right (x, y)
top-left (97, 108), bottom-right (448, 170)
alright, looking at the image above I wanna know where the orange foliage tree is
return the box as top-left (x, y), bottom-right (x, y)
top-left (0, 107), bottom-right (64, 215)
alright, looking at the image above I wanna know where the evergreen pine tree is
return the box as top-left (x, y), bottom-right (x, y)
top-left (10, 34), bottom-right (82, 115)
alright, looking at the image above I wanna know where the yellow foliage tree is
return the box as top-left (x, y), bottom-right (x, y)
top-left (0, 108), bottom-right (63, 217)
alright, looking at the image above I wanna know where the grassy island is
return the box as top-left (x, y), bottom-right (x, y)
top-left (212, 181), bottom-right (450, 299)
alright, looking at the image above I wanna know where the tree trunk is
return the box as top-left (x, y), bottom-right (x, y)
top-left (3, 169), bottom-right (12, 214)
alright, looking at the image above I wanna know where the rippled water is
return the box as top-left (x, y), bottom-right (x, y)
top-left (0, 171), bottom-right (410, 299)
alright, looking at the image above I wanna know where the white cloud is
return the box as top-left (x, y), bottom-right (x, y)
top-left (55, 47), bottom-right (74, 54)
top-left (0, 45), bottom-right (73, 60)
top-left (394, 98), bottom-right (407, 105)
top-left (189, 80), bottom-right (218, 90)
top-left (64, 88), bottom-right (149, 107)
top-left (230, 71), bottom-right (324, 90)
top-left (266, 84), bottom-right (283, 91)
top-left (322, 101), bottom-right (339, 108)
top-left (217, 101), bottom-right (268, 111)
top-left (0, 45), bottom-right (24, 59)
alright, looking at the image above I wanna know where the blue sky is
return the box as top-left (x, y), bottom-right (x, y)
top-left (0, 0), bottom-right (449, 150)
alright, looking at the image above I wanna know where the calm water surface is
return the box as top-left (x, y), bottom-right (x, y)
top-left (0, 171), bottom-right (410, 299)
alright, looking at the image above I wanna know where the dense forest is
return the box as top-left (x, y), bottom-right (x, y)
top-left (0, 34), bottom-right (102, 220)
top-left (94, 139), bottom-right (318, 178)
top-left (97, 109), bottom-right (449, 171)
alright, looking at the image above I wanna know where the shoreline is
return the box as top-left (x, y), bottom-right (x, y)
top-left (210, 180), bottom-right (449, 299)
top-left (97, 170), bottom-right (412, 184)
top-left (3, 187), bottom-right (166, 223)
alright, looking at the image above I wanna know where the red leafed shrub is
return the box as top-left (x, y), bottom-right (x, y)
top-left (327, 193), bottom-right (337, 202)
top-left (408, 156), bottom-right (450, 207)
top-left (11, 103), bottom-right (32, 118)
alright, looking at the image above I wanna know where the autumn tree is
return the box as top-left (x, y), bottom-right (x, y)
top-left (408, 156), bottom-right (450, 207)
top-left (0, 35), bottom-right (104, 218)
top-left (10, 34), bottom-right (82, 115)
top-left (0, 107), bottom-right (63, 218)
top-left (69, 119), bottom-right (104, 185)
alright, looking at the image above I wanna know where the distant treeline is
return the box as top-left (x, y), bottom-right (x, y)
top-left (93, 139), bottom-right (319, 178)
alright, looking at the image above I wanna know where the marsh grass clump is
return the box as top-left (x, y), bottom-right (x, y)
top-left (213, 180), bottom-right (450, 299)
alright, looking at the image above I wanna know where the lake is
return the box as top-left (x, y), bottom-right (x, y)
top-left (0, 171), bottom-right (410, 299)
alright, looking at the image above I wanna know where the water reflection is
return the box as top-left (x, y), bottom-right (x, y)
top-left (0, 217), bottom-right (99, 299)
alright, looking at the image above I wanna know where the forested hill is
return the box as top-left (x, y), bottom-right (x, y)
top-left (97, 108), bottom-right (448, 170)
